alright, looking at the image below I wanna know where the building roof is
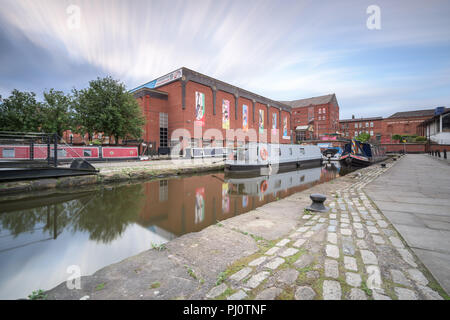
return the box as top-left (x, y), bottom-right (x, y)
top-left (418, 108), bottom-right (450, 126)
top-left (280, 94), bottom-right (336, 108)
top-left (340, 116), bottom-right (383, 123)
top-left (387, 109), bottom-right (436, 119)
top-left (130, 67), bottom-right (292, 112)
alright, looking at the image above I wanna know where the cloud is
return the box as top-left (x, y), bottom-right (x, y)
top-left (0, 0), bottom-right (449, 116)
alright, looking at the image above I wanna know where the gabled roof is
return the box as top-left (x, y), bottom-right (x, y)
top-left (340, 116), bottom-right (383, 123)
top-left (387, 109), bottom-right (436, 119)
top-left (280, 94), bottom-right (336, 108)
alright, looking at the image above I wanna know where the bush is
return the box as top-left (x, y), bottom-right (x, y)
top-left (392, 134), bottom-right (402, 141)
top-left (415, 136), bottom-right (427, 142)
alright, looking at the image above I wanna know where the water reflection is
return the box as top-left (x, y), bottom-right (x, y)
top-left (0, 161), bottom-right (352, 299)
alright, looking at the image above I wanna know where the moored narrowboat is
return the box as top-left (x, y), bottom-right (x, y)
top-left (340, 139), bottom-right (387, 166)
top-left (224, 142), bottom-right (322, 175)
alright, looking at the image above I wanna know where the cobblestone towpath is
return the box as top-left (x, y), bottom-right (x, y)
top-left (205, 159), bottom-right (447, 300)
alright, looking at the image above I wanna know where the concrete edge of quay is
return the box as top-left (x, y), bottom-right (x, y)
top-left (0, 161), bottom-right (225, 199)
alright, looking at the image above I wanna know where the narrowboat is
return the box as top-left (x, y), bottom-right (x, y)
top-left (322, 146), bottom-right (343, 161)
top-left (340, 139), bottom-right (387, 166)
top-left (224, 142), bottom-right (322, 175)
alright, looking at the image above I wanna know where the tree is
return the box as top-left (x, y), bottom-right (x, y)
top-left (72, 76), bottom-right (145, 144)
top-left (40, 89), bottom-right (74, 140)
top-left (355, 132), bottom-right (370, 143)
top-left (0, 89), bottom-right (42, 132)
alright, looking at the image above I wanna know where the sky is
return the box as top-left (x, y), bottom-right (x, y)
top-left (0, 0), bottom-right (449, 119)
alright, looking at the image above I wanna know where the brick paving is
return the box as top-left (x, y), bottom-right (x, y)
top-left (205, 161), bottom-right (446, 300)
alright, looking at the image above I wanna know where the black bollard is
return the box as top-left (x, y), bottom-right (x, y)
top-left (438, 150), bottom-right (441, 157)
top-left (306, 194), bottom-right (329, 213)
top-left (381, 163), bottom-right (386, 168)
top-left (444, 149), bottom-right (447, 159)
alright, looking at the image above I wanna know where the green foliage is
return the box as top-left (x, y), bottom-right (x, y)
top-left (185, 265), bottom-right (197, 280)
top-left (40, 89), bottom-right (74, 139)
top-left (95, 283), bottom-right (105, 291)
top-left (303, 208), bottom-right (312, 215)
top-left (355, 132), bottom-right (371, 143)
top-left (92, 139), bottom-right (102, 145)
top-left (415, 136), bottom-right (427, 142)
top-left (150, 282), bottom-right (161, 289)
top-left (151, 242), bottom-right (166, 251)
top-left (28, 289), bottom-right (47, 300)
top-left (0, 89), bottom-right (42, 132)
top-left (216, 272), bottom-right (227, 286)
top-left (72, 76), bottom-right (145, 144)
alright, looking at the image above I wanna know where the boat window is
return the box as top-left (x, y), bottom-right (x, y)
top-left (279, 148), bottom-right (281, 156)
top-left (299, 148), bottom-right (305, 155)
top-left (2, 148), bottom-right (14, 158)
top-left (83, 149), bottom-right (92, 157)
top-left (57, 149), bottom-right (67, 158)
top-left (289, 148), bottom-right (292, 155)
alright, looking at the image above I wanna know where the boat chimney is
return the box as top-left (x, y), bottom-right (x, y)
top-left (352, 115), bottom-right (355, 119)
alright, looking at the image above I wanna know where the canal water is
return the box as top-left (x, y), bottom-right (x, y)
top-left (0, 162), bottom-right (355, 299)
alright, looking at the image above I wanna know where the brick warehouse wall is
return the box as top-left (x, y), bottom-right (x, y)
top-left (381, 116), bottom-right (431, 142)
top-left (137, 78), bottom-right (292, 149)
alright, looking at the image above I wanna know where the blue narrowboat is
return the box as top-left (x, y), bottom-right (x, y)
top-left (340, 139), bottom-right (387, 166)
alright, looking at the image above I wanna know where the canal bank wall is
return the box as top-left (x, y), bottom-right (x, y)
top-left (42, 155), bottom-right (448, 300)
top-left (0, 158), bottom-right (225, 197)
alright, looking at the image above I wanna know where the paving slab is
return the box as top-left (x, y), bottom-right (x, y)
top-left (365, 154), bottom-right (450, 294)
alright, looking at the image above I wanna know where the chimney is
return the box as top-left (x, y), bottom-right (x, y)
top-left (352, 115), bottom-right (355, 119)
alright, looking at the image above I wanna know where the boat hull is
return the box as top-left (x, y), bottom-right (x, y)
top-left (225, 158), bottom-right (322, 176)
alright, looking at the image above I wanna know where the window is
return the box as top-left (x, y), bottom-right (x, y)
top-left (159, 112), bottom-right (168, 148)
top-left (366, 122), bottom-right (369, 127)
top-left (370, 122), bottom-right (374, 127)
top-left (355, 123), bottom-right (358, 129)
top-left (57, 149), bottom-right (67, 158)
top-left (289, 148), bottom-right (293, 155)
top-left (83, 149), bottom-right (92, 157)
top-left (370, 131), bottom-right (374, 136)
top-left (318, 109), bottom-right (322, 114)
top-left (2, 148), bottom-right (14, 158)
top-left (359, 123), bottom-right (362, 128)
top-left (323, 115), bottom-right (326, 121)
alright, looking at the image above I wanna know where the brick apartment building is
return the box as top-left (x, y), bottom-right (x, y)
top-left (281, 94), bottom-right (340, 143)
top-left (131, 68), bottom-right (293, 153)
top-left (339, 116), bottom-right (383, 141)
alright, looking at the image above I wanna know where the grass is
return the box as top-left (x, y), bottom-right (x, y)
top-left (185, 265), bottom-right (197, 280)
top-left (95, 283), bottom-right (106, 291)
top-left (28, 289), bottom-right (47, 300)
top-left (215, 287), bottom-right (235, 300)
top-left (151, 242), bottom-right (166, 251)
top-left (361, 281), bottom-right (373, 297)
top-left (303, 208), bottom-right (313, 215)
top-left (215, 272), bottom-right (227, 286)
top-left (150, 282), bottom-right (160, 289)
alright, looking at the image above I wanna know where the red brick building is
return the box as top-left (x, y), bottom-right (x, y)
top-left (131, 68), bottom-right (292, 153)
top-left (381, 109), bottom-right (436, 142)
top-left (281, 94), bottom-right (340, 143)
top-left (339, 116), bottom-right (383, 142)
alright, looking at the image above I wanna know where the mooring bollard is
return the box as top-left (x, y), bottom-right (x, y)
top-left (438, 150), bottom-right (441, 157)
top-left (306, 194), bottom-right (329, 213)
top-left (381, 163), bottom-right (386, 168)
top-left (444, 149), bottom-right (447, 159)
